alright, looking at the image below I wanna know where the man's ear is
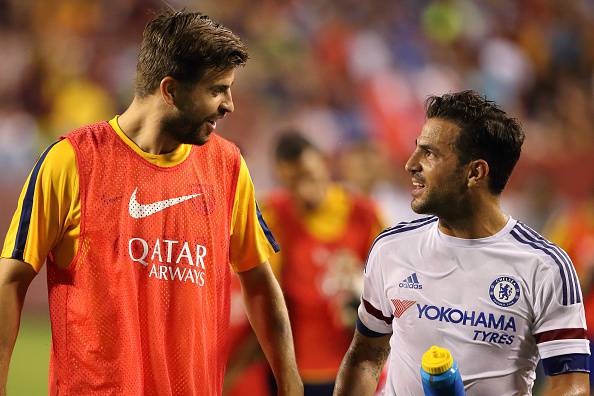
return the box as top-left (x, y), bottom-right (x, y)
top-left (467, 159), bottom-right (489, 189)
top-left (159, 76), bottom-right (178, 106)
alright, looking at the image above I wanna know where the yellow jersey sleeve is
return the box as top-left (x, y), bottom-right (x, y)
top-left (1, 139), bottom-right (79, 272)
top-left (229, 157), bottom-right (279, 272)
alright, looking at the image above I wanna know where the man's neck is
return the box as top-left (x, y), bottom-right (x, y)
top-left (117, 97), bottom-right (180, 155)
top-left (437, 195), bottom-right (509, 239)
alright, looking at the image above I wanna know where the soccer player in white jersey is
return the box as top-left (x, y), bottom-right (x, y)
top-left (333, 91), bottom-right (590, 396)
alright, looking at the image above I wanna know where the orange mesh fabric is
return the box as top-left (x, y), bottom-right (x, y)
top-left (266, 191), bottom-right (379, 382)
top-left (47, 122), bottom-right (240, 395)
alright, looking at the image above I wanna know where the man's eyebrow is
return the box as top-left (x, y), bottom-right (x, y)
top-left (417, 142), bottom-right (440, 154)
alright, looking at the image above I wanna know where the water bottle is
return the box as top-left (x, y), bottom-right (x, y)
top-left (420, 345), bottom-right (466, 396)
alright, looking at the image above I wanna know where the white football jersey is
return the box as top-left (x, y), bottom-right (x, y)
top-left (358, 216), bottom-right (590, 396)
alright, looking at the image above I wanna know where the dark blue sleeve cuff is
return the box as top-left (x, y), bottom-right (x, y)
top-left (356, 318), bottom-right (391, 338)
top-left (542, 353), bottom-right (590, 376)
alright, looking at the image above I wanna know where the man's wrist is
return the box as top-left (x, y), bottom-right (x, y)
top-left (276, 375), bottom-right (303, 395)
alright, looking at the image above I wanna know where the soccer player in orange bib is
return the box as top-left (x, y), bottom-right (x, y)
top-left (261, 132), bottom-right (383, 395)
top-left (0, 11), bottom-right (302, 396)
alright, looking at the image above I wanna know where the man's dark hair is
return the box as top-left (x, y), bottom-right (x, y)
top-left (135, 10), bottom-right (249, 97)
top-left (275, 131), bottom-right (317, 163)
top-left (425, 90), bottom-right (525, 194)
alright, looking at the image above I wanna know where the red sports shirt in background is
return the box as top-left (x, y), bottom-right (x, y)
top-left (266, 190), bottom-right (381, 383)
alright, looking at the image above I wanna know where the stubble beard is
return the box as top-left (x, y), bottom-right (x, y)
top-left (411, 182), bottom-right (469, 218)
top-left (411, 188), bottom-right (439, 215)
top-left (163, 115), bottom-right (210, 146)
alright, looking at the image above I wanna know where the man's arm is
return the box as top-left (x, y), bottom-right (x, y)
top-left (0, 258), bottom-right (37, 395)
top-left (237, 261), bottom-right (302, 395)
top-left (543, 372), bottom-right (590, 396)
top-left (333, 328), bottom-right (390, 396)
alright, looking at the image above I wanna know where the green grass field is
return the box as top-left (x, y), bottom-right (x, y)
top-left (7, 315), bottom-right (50, 395)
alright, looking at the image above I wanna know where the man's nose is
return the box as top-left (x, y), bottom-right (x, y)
top-left (405, 153), bottom-right (420, 173)
top-left (220, 93), bottom-right (234, 114)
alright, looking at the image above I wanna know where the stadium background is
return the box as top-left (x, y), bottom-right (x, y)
top-left (1, 0), bottom-right (593, 394)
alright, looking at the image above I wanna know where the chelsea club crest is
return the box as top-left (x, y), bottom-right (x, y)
top-left (489, 276), bottom-right (520, 307)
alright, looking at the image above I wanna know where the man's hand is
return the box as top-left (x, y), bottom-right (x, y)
top-left (333, 328), bottom-right (390, 396)
top-left (0, 258), bottom-right (37, 396)
top-left (237, 262), bottom-right (303, 395)
top-left (543, 372), bottom-right (590, 396)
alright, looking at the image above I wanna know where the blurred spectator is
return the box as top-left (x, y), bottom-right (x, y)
top-left (338, 139), bottom-right (421, 225)
top-left (0, 105), bottom-right (39, 179)
top-left (226, 132), bottom-right (383, 396)
top-left (267, 132), bottom-right (383, 395)
top-left (0, 0), bottom-right (592, 198)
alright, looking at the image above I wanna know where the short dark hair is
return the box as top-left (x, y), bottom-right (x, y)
top-left (425, 90), bottom-right (525, 194)
top-left (275, 131), bottom-right (317, 163)
top-left (135, 10), bottom-right (249, 97)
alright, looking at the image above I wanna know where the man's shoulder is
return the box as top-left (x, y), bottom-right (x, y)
top-left (507, 220), bottom-right (573, 268)
top-left (36, 139), bottom-right (77, 175)
top-left (205, 133), bottom-right (240, 157)
top-left (61, 121), bottom-right (112, 140)
top-left (192, 134), bottom-right (241, 177)
top-left (371, 216), bottom-right (438, 251)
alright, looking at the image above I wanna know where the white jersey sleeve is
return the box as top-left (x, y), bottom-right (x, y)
top-left (531, 244), bottom-right (590, 375)
top-left (357, 239), bottom-right (394, 336)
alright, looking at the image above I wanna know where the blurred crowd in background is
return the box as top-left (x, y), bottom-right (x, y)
top-left (1, 0), bottom-right (593, 393)
top-left (1, 0), bottom-right (594, 217)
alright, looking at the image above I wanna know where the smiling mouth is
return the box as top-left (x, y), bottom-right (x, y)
top-left (412, 179), bottom-right (425, 196)
top-left (203, 119), bottom-right (217, 134)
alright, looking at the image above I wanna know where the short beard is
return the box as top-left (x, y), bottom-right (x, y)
top-left (162, 116), bottom-right (209, 146)
top-left (411, 179), bottom-right (469, 218)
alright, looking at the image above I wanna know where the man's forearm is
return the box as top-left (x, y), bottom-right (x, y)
top-left (333, 349), bottom-right (382, 395)
top-left (333, 330), bottom-right (390, 396)
top-left (246, 283), bottom-right (298, 389)
top-left (0, 259), bottom-right (36, 395)
top-left (0, 285), bottom-right (23, 393)
top-left (542, 372), bottom-right (590, 396)
top-left (238, 264), bottom-right (302, 394)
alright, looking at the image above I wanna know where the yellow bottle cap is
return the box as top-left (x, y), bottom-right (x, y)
top-left (421, 345), bottom-right (454, 375)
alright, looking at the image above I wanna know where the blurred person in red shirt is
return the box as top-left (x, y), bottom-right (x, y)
top-left (268, 132), bottom-right (383, 394)
top-left (225, 132), bottom-right (384, 396)
top-left (338, 139), bottom-right (422, 225)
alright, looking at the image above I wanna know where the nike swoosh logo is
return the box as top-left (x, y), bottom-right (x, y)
top-left (129, 188), bottom-right (202, 219)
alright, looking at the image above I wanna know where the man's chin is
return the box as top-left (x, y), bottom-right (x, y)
top-left (411, 199), bottom-right (430, 215)
top-left (195, 126), bottom-right (214, 145)
top-left (182, 130), bottom-right (211, 146)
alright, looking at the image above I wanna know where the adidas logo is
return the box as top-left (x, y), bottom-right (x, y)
top-left (399, 272), bottom-right (422, 289)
